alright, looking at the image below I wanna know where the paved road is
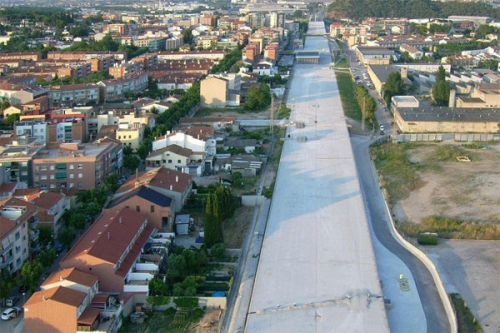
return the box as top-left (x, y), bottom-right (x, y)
top-left (351, 135), bottom-right (450, 333)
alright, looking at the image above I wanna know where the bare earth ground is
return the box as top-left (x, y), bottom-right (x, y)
top-left (388, 143), bottom-right (500, 331)
top-left (425, 240), bottom-right (500, 333)
top-left (193, 309), bottom-right (223, 333)
top-left (223, 206), bottom-right (253, 249)
top-left (393, 144), bottom-right (500, 224)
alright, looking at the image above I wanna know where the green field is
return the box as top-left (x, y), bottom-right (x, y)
top-left (335, 71), bottom-right (362, 121)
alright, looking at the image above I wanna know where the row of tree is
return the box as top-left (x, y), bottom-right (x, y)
top-left (204, 185), bottom-right (238, 247)
top-left (354, 85), bottom-right (377, 124)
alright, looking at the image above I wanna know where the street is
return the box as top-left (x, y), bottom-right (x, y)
top-left (351, 135), bottom-right (450, 332)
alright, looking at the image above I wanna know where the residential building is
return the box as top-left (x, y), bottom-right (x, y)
top-left (97, 72), bottom-right (148, 102)
top-left (179, 116), bottom-right (237, 130)
top-left (31, 191), bottom-right (70, 239)
top-left (32, 140), bottom-right (122, 191)
top-left (47, 51), bottom-right (127, 62)
top-left (108, 185), bottom-right (174, 230)
top-left (400, 44), bottom-right (423, 60)
top-left (200, 73), bottom-right (241, 108)
top-left (114, 167), bottom-right (191, 213)
top-left (15, 121), bottom-right (49, 144)
top-left (59, 208), bottom-right (155, 293)
top-left (116, 122), bottom-right (145, 150)
top-left (0, 52), bottom-right (41, 62)
top-left (0, 197), bottom-right (38, 269)
top-left (109, 62), bottom-right (141, 79)
top-left (48, 84), bottom-right (100, 106)
top-left (57, 63), bottom-right (92, 80)
top-left (456, 83), bottom-right (500, 108)
top-left (157, 50), bottom-right (225, 61)
top-left (145, 144), bottom-right (206, 175)
top-left (130, 53), bottom-right (158, 70)
top-left (367, 64), bottom-right (402, 96)
top-left (0, 139), bottom-right (45, 186)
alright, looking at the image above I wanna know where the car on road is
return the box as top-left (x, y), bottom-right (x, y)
top-left (1, 307), bottom-right (20, 320)
top-left (380, 125), bottom-right (384, 131)
top-left (55, 242), bottom-right (64, 254)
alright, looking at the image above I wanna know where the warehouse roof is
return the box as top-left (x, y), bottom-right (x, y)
top-left (397, 107), bottom-right (500, 122)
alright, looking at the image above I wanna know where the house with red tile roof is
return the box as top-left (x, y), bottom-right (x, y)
top-left (114, 167), bottom-right (192, 213)
top-left (59, 207), bottom-right (155, 293)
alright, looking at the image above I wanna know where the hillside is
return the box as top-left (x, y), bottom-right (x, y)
top-left (326, 0), bottom-right (500, 21)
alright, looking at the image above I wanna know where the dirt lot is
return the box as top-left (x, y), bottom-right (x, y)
top-left (425, 240), bottom-right (500, 333)
top-left (193, 309), bottom-right (223, 333)
top-left (392, 143), bottom-right (500, 224)
top-left (223, 206), bottom-right (253, 249)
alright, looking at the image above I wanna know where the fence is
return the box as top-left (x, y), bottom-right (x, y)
top-left (395, 133), bottom-right (500, 143)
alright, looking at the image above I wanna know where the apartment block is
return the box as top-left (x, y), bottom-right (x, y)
top-left (200, 73), bottom-right (241, 108)
top-left (0, 52), bottom-right (41, 62)
top-left (0, 139), bottom-right (46, 186)
top-left (57, 62), bottom-right (92, 79)
top-left (47, 51), bottom-right (127, 62)
top-left (130, 53), bottom-right (158, 70)
top-left (97, 72), bottom-right (148, 101)
top-left (60, 208), bottom-right (155, 293)
top-left (157, 50), bottom-right (225, 61)
top-left (0, 198), bottom-right (39, 273)
top-left (116, 122), bottom-right (144, 150)
top-left (108, 62), bottom-right (141, 79)
top-left (31, 191), bottom-right (70, 238)
top-left (32, 140), bottom-right (122, 191)
top-left (48, 84), bottom-right (100, 106)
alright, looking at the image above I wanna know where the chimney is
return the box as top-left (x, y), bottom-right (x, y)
top-left (59, 275), bottom-right (64, 281)
top-left (401, 66), bottom-right (408, 80)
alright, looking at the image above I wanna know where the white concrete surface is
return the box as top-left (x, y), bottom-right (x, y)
top-left (245, 22), bottom-right (389, 333)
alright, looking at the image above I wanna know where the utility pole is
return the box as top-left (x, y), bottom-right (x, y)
top-left (361, 96), bottom-right (366, 131)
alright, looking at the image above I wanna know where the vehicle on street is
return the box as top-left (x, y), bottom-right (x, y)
top-left (380, 125), bottom-right (384, 131)
top-left (1, 307), bottom-right (20, 320)
top-left (55, 243), bottom-right (64, 254)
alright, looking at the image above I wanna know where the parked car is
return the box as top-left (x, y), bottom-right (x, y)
top-left (380, 125), bottom-right (384, 131)
top-left (55, 243), bottom-right (64, 254)
top-left (1, 307), bottom-right (20, 320)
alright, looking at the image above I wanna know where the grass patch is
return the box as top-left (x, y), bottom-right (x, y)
top-left (450, 293), bottom-right (484, 333)
top-left (397, 216), bottom-right (500, 240)
top-left (371, 142), bottom-right (421, 201)
top-left (335, 71), bottom-right (362, 121)
top-left (277, 103), bottom-right (291, 119)
top-left (195, 107), bottom-right (247, 117)
top-left (434, 145), bottom-right (464, 161)
top-left (334, 58), bottom-right (350, 68)
top-left (462, 143), bottom-right (482, 149)
top-left (119, 307), bottom-right (205, 333)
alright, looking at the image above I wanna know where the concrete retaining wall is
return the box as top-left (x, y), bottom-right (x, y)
top-left (241, 195), bottom-right (265, 206)
top-left (381, 198), bottom-right (458, 333)
top-left (395, 133), bottom-right (500, 143)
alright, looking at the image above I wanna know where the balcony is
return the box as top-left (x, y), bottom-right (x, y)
top-left (29, 217), bottom-right (39, 229)
top-left (0, 253), bottom-right (14, 269)
top-left (29, 229), bottom-right (40, 242)
top-left (0, 242), bottom-right (13, 257)
top-left (30, 243), bottom-right (41, 254)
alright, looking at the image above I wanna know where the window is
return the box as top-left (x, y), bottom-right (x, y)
top-left (136, 206), bottom-right (140, 212)
top-left (178, 160), bottom-right (181, 163)
top-left (50, 165), bottom-right (55, 170)
top-left (69, 183), bottom-right (74, 188)
top-left (78, 173), bottom-right (83, 178)
top-left (151, 205), bottom-right (155, 213)
top-left (41, 165), bottom-right (47, 171)
top-left (163, 160), bottom-right (166, 163)
top-left (78, 164), bottom-right (83, 169)
top-left (78, 182), bottom-right (83, 188)
top-left (50, 175), bottom-right (55, 180)
top-left (70, 174), bottom-right (74, 179)
top-left (41, 175), bottom-right (47, 180)
top-left (69, 164), bottom-right (74, 170)
top-left (15, 232), bottom-right (20, 240)
top-left (129, 135), bottom-right (131, 139)
top-left (50, 184), bottom-right (56, 188)
top-left (168, 160), bottom-right (172, 163)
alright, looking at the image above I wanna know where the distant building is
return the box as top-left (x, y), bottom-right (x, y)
top-left (355, 46), bottom-right (395, 65)
top-left (200, 73), bottom-right (241, 108)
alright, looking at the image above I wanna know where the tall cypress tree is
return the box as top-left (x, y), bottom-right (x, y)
top-left (204, 193), bottom-right (223, 247)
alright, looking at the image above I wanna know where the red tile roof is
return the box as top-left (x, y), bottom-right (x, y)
top-left (61, 208), bottom-right (148, 266)
top-left (25, 286), bottom-right (86, 308)
top-left (115, 167), bottom-right (191, 196)
top-left (32, 191), bottom-right (65, 210)
top-left (77, 307), bottom-right (101, 325)
top-left (41, 267), bottom-right (98, 288)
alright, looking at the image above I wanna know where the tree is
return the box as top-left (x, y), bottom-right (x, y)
top-left (383, 72), bottom-right (406, 105)
top-left (123, 145), bottom-right (133, 156)
top-left (0, 269), bottom-right (16, 304)
top-left (166, 254), bottom-right (186, 284)
top-left (210, 243), bottom-right (226, 258)
top-left (4, 113), bottom-right (19, 127)
top-left (21, 260), bottom-right (43, 293)
top-left (204, 193), bottom-right (223, 247)
top-left (432, 65), bottom-right (450, 106)
top-left (38, 225), bottom-right (54, 248)
top-left (69, 212), bottom-right (86, 231)
top-left (149, 277), bottom-right (168, 296)
top-left (244, 83), bottom-right (272, 111)
top-left (182, 28), bottom-right (193, 44)
top-left (103, 172), bottom-right (119, 193)
top-left (0, 100), bottom-right (10, 111)
top-left (58, 226), bottom-right (75, 250)
top-left (38, 249), bottom-right (56, 268)
top-left (123, 154), bottom-right (140, 171)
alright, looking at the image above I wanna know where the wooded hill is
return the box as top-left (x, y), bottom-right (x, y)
top-left (326, 0), bottom-right (500, 21)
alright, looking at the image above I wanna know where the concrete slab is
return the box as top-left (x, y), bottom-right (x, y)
top-left (245, 22), bottom-right (389, 333)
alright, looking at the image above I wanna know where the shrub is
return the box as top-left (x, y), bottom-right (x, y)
top-left (417, 232), bottom-right (438, 245)
top-left (174, 297), bottom-right (199, 309)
